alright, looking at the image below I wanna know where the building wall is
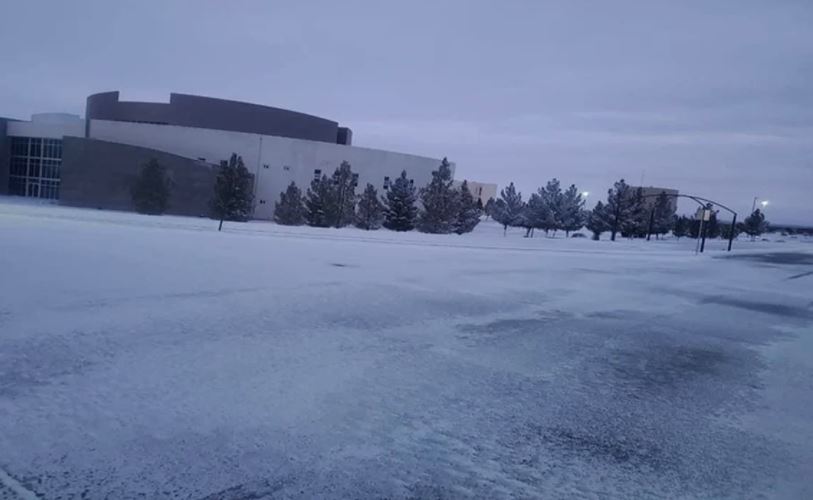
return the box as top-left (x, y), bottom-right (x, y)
top-left (60, 137), bottom-right (218, 216)
top-left (6, 116), bottom-right (85, 139)
top-left (633, 186), bottom-right (679, 213)
top-left (4, 115), bottom-right (85, 199)
top-left (87, 119), bottom-right (448, 220)
top-left (86, 92), bottom-right (346, 144)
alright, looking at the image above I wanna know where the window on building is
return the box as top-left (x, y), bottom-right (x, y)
top-left (29, 138), bottom-right (42, 157)
top-left (352, 173), bottom-right (359, 187)
top-left (383, 176), bottom-right (390, 189)
top-left (43, 139), bottom-right (62, 159)
top-left (28, 158), bottom-right (41, 178)
top-left (6, 136), bottom-right (63, 200)
top-left (11, 137), bottom-right (28, 156)
top-left (282, 165), bottom-right (290, 171)
top-left (41, 159), bottom-right (60, 179)
top-left (10, 157), bottom-right (27, 176)
top-left (26, 180), bottom-right (40, 198)
top-left (40, 180), bottom-right (59, 200)
top-left (314, 169), bottom-right (322, 180)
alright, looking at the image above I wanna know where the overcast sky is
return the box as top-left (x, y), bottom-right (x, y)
top-left (1, 0), bottom-right (811, 223)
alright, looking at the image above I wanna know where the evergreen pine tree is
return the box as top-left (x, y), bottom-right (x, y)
top-left (417, 158), bottom-right (459, 234)
top-left (622, 187), bottom-right (647, 237)
top-left (454, 180), bottom-right (481, 234)
top-left (305, 174), bottom-right (334, 228)
top-left (705, 211), bottom-right (721, 238)
top-left (131, 158), bottom-right (171, 215)
top-left (273, 181), bottom-right (306, 226)
top-left (559, 184), bottom-right (586, 236)
top-left (605, 179), bottom-right (635, 241)
top-left (742, 209), bottom-right (768, 240)
top-left (689, 216), bottom-right (702, 238)
top-left (720, 220), bottom-right (741, 240)
top-left (211, 153), bottom-right (254, 230)
top-left (522, 192), bottom-right (554, 237)
top-left (586, 201), bottom-right (611, 240)
top-left (483, 198), bottom-right (496, 220)
top-left (541, 178), bottom-right (563, 236)
top-left (651, 191), bottom-right (675, 238)
top-left (354, 183), bottom-right (384, 230)
top-left (491, 182), bottom-right (524, 235)
top-left (329, 161), bottom-right (357, 228)
top-left (383, 170), bottom-right (418, 231)
top-left (672, 215), bottom-right (689, 239)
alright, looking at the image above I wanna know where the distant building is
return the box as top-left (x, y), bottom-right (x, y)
top-left (1, 92), bottom-right (451, 219)
top-left (453, 180), bottom-right (497, 206)
top-left (630, 186), bottom-right (679, 213)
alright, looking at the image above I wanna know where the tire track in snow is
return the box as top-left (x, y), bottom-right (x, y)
top-left (0, 468), bottom-right (38, 500)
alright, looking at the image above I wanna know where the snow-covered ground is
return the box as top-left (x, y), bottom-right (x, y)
top-left (1, 197), bottom-right (812, 499)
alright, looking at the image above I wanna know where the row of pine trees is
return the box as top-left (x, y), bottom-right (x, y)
top-left (489, 177), bottom-right (769, 240)
top-left (131, 153), bottom-right (769, 239)
top-left (273, 158), bottom-right (482, 234)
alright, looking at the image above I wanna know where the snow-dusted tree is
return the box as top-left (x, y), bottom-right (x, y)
top-left (383, 170), bottom-right (418, 231)
top-left (672, 215), bottom-right (689, 239)
top-left (742, 209), bottom-right (768, 240)
top-left (605, 178), bottom-right (635, 241)
top-left (354, 183), bottom-right (384, 230)
top-left (417, 158), bottom-right (458, 234)
top-left (621, 187), bottom-right (648, 238)
top-left (131, 158), bottom-right (171, 215)
top-left (211, 153), bottom-right (254, 231)
top-left (305, 174), bottom-right (334, 228)
top-left (651, 191), bottom-right (675, 238)
top-left (720, 220), bottom-right (741, 240)
top-left (559, 184), bottom-right (586, 236)
top-left (705, 211), bottom-right (721, 238)
top-left (541, 178), bottom-right (563, 236)
top-left (329, 161), bottom-right (357, 228)
top-left (454, 180), bottom-right (481, 234)
top-left (273, 181), bottom-right (306, 226)
top-left (585, 201), bottom-right (611, 240)
top-left (521, 192), bottom-right (554, 237)
top-left (492, 182), bottom-right (524, 235)
top-left (305, 161), bottom-right (357, 228)
top-left (483, 197), bottom-right (496, 220)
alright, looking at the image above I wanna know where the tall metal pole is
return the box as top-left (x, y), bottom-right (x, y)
top-left (727, 213), bottom-right (737, 252)
top-left (700, 216), bottom-right (709, 253)
top-left (646, 208), bottom-right (655, 241)
top-left (751, 197), bottom-right (757, 214)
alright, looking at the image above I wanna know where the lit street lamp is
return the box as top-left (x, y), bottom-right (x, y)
top-left (751, 196), bottom-right (769, 213)
top-left (581, 191), bottom-right (590, 198)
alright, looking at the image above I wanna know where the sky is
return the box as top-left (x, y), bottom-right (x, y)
top-left (1, 0), bottom-right (811, 224)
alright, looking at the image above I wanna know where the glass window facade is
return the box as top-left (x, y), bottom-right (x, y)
top-left (7, 136), bottom-right (62, 200)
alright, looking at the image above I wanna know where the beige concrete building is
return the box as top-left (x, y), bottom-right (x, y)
top-left (631, 186), bottom-right (679, 213)
top-left (454, 180), bottom-right (497, 205)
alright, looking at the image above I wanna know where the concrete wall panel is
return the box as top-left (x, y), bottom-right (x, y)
top-left (88, 119), bottom-right (448, 220)
top-left (60, 137), bottom-right (217, 217)
top-left (87, 92), bottom-right (341, 144)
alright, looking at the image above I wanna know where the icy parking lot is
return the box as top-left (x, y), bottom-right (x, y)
top-left (1, 200), bottom-right (812, 499)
